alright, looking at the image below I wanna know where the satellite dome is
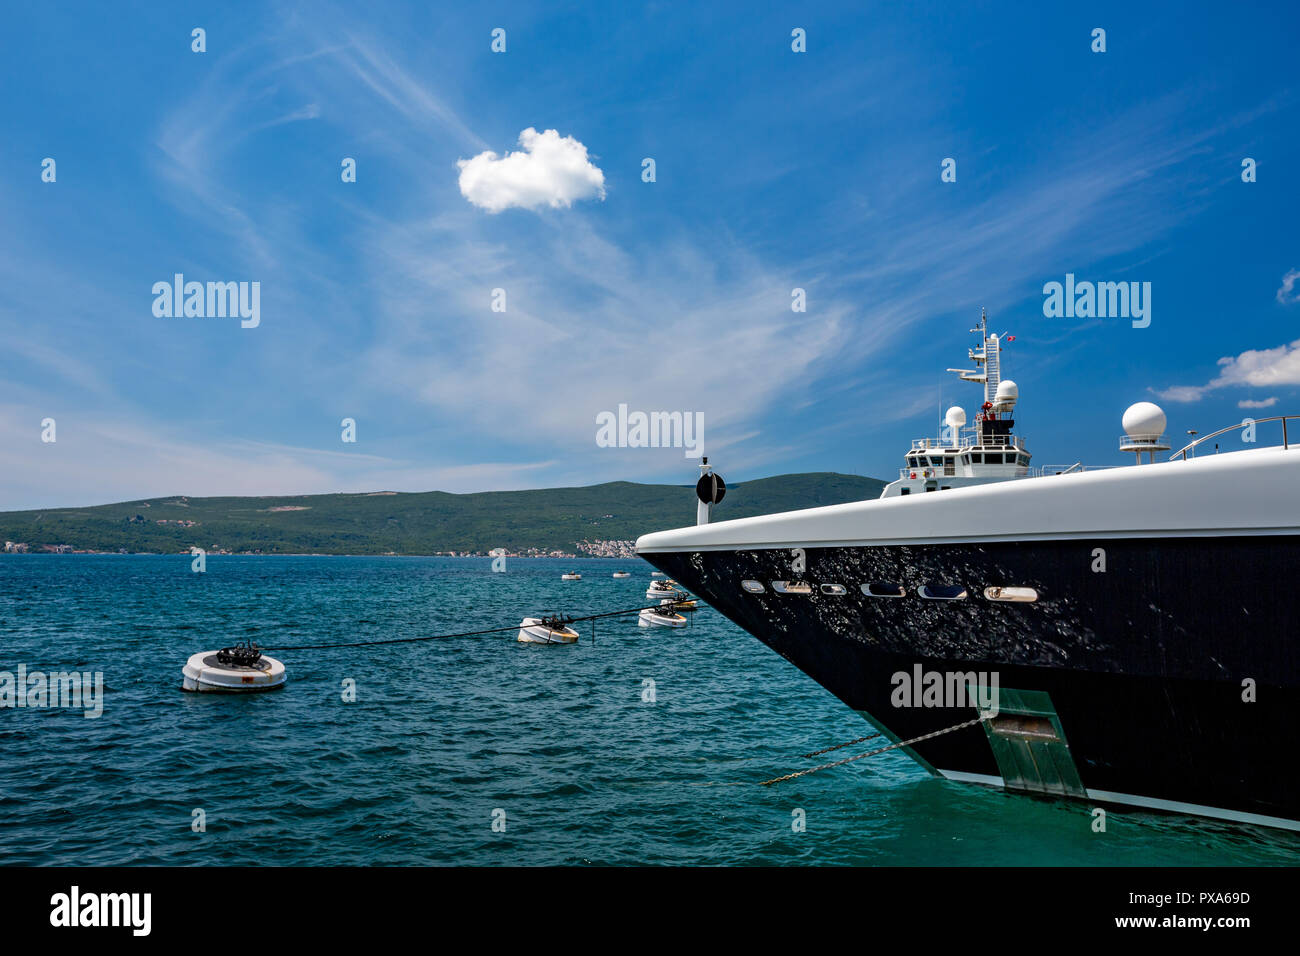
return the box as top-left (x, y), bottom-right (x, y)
top-left (1122, 401), bottom-right (1167, 438)
top-left (995, 380), bottom-right (1019, 405)
top-left (944, 406), bottom-right (967, 428)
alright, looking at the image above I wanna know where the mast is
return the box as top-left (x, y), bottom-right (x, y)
top-left (983, 312), bottom-right (1000, 406)
top-left (942, 308), bottom-right (1019, 449)
top-left (946, 308), bottom-right (1000, 403)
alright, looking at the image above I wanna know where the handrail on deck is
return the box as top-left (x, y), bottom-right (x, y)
top-left (1169, 414), bottom-right (1297, 460)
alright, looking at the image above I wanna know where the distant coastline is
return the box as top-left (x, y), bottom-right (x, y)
top-left (0, 473), bottom-right (883, 558)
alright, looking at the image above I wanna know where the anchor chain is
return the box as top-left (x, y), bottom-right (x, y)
top-left (760, 715), bottom-right (992, 786)
top-left (800, 733), bottom-right (882, 759)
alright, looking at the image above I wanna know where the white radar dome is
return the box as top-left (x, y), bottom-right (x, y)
top-left (1122, 401), bottom-right (1167, 438)
top-left (995, 380), bottom-right (1019, 405)
top-left (944, 406), bottom-right (967, 428)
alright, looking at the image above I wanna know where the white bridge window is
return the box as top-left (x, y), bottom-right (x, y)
top-left (861, 581), bottom-right (906, 598)
top-left (741, 580), bottom-right (765, 594)
top-left (918, 584), bottom-right (968, 601)
top-left (984, 586), bottom-right (1038, 603)
top-left (771, 581), bottom-right (813, 595)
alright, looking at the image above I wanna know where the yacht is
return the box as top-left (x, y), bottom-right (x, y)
top-left (635, 313), bottom-right (1300, 830)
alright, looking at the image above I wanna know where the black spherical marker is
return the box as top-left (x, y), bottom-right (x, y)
top-left (696, 470), bottom-right (726, 505)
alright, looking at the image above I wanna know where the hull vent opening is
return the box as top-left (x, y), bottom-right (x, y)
top-left (979, 687), bottom-right (1086, 799)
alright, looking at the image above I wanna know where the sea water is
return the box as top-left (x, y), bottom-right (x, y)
top-left (0, 555), bottom-right (1294, 865)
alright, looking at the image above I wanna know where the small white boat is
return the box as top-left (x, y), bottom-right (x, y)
top-left (639, 606), bottom-right (687, 628)
top-left (650, 571), bottom-right (667, 578)
top-left (646, 581), bottom-right (683, 601)
top-left (517, 616), bottom-right (580, 644)
top-left (561, 572), bottom-right (582, 581)
top-left (181, 644), bottom-right (287, 692)
top-left (612, 571), bottom-right (631, 578)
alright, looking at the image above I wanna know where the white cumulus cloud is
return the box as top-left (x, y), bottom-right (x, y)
top-left (1157, 338), bottom-right (1300, 402)
top-left (1238, 397), bottom-right (1278, 409)
top-left (457, 128), bottom-right (606, 213)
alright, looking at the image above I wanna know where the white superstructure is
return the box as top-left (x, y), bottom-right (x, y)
top-left (882, 310), bottom-right (1031, 497)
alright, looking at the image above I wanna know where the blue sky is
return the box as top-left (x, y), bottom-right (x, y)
top-left (2, 1), bottom-right (1298, 508)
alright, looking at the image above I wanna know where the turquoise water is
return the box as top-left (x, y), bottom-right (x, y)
top-left (1, 554), bottom-right (1294, 866)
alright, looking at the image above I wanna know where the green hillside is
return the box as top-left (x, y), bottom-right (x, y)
top-left (0, 472), bottom-right (885, 555)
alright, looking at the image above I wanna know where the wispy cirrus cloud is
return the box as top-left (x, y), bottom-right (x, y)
top-left (0, 404), bottom-right (557, 509)
top-left (112, 40), bottom-right (1283, 489)
top-left (1277, 268), bottom-right (1300, 305)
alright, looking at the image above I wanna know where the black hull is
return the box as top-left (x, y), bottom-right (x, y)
top-left (642, 535), bottom-right (1300, 828)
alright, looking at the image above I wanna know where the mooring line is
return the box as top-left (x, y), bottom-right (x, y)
top-left (760, 715), bottom-right (991, 786)
top-left (263, 602), bottom-right (678, 651)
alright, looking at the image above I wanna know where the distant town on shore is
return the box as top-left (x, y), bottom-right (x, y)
top-left (2, 538), bottom-right (636, 560)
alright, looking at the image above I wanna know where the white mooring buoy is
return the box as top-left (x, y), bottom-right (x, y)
top-left (181, 642), bottom-right (287, 692)
top-left (638, 606), bottom-right (688, 628)
top-left (517, 616), bottom-right (580, 644)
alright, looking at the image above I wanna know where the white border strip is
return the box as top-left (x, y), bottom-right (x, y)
top-left (939, 769), bottom-right (1300, 832)
top-left (637, 527), bottom-right (1300, 553)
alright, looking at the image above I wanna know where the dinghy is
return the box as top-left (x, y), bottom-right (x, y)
top-left (560, 571), bottom-right (582, 581)
top-left (517, 616), bottom-right (580, 644)
top-left (612, 571), bottom-right (631, 578)
top-left (638, 606), bottom-right (687, 628)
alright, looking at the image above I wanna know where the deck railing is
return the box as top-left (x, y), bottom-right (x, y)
top-left (1169, 415), bottom-right (1298, 460)
top-left (909, 433), bottom-right (1025, 452)
top-left (1031, 463), bottom-right (1121, 477)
